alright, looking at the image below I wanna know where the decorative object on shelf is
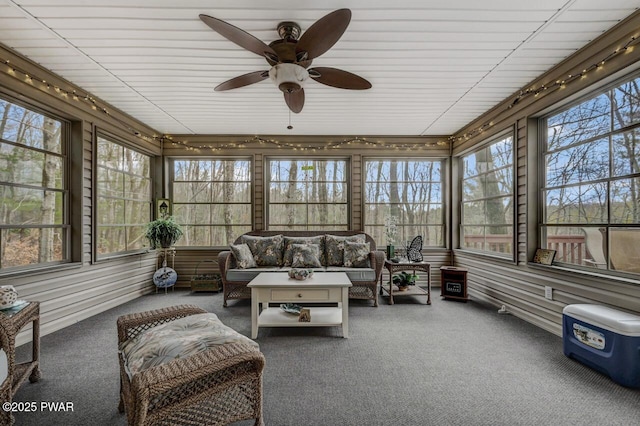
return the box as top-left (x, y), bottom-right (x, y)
top-left (153, 262), bottom-right (178, 289)
top-left (190, 260), bottom-right (222, 292)
top-left (298, 308), bottom-right (311, 322)
top-left (280, 303), bottom-right (303, 315)
top-left (406, 235), bottom-right (423, 262)
top-left (0, 285), bottom-right (18, 308)
top-left (145, 216), bottom-right (183, 249)
top-left (288, 268), bottom-right (314, 280)
top-left (532, 249), bottom-right (556, 265)
top-left (384, 215), bottom-right (398, 260)
top-left (156, 198), bottom-right (172, 219)
top-left (392, 271), bottom-right (419, 291)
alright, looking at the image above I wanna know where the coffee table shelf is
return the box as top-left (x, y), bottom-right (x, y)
top-left (258, 307), bottom-right (342, 327)
top-left (248, 272), bottom-right (352, 338)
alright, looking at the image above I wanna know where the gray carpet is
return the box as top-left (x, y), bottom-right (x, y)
top-left (13, 289), bottom-right (640, 425)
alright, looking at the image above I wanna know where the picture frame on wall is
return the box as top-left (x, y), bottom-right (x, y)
top-left (156, 198), bottom-right (172, 219)
top-left (532, 249), bottom-right (556, 265)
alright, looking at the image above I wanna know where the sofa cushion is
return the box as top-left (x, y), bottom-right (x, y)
top-left (119, 313), bottom-right (258, 379)
top-left (325, 234), bottom-right (366, 266)
top-left (283, 236), bottom-right (326, 266)
top-left (343, 241), bottom-right (371, 268)
top-left (227, 266), bottom-right (283, 282)
top-left (240, 234), bottom-right (284, 266)
top-left (291, 243), bottom-right (322, 268)
top-left (229, 243), bottom-right (257, 269)
top-left (325, 266), bottom-right (376, 282)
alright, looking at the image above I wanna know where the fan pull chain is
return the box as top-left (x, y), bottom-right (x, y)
top-left (287, 109), bottom-right (293, 130)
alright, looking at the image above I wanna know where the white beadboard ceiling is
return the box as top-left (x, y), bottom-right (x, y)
top-left (0, 0), bottom-right (638, 136)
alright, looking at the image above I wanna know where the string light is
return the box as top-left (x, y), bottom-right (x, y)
top-left (2, 33), bottom-right (638, 149)
top-left (449, 33), bottom-right (640, 144)
top-left (167, 135), bottom-right (443, 152)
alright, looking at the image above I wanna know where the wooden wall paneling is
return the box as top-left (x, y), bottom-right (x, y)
top-left (0, 44), bottom-right (159, 345)
top-left (516, 118), bottom-right (528, 265)
top-left (254, 153), bottom-right (263, 230)
top-left (452, 11), bottom-right (640, 337)
top-left (351, 154), bottom-right (362, 230)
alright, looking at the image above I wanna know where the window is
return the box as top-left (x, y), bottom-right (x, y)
top-left (542, 73), bottom-right (640, 275)
top-left (461, 133), bottom-right (514, 256)
top-left (172, 159), bottom-right (251, 246)
top-left (364, 159), bottom-right (444, 247)
top-left (267, 158), bottom-right (348, 230)
top-left (96, 135), bottom-right (152, 257)
top-left (0, 98), bottom-right (68, 270)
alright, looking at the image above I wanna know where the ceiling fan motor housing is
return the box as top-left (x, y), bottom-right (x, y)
top-left (269, 63), bottom-right (309, 93)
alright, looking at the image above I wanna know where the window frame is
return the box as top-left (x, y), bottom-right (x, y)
top-left (539, 69), bottom-right (640, 277)
top-left (168, 156), bottom-right (253, 248)
top-left (0, 95), bottom-right (71, 273)
top-left (94, 131), bottom-right (153, 260)
top-left (459, 129), bottom-right (516, 259)
top-left (362, 156), bottom-right (446, 248)
top-left (265, 156), bottom-right (350, 231)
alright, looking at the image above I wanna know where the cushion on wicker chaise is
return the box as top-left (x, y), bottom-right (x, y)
top-left (119, 312), bottom-right (258, 379)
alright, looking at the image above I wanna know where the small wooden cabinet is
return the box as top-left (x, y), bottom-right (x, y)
top-left (440, 266), bottom-right (469, 302)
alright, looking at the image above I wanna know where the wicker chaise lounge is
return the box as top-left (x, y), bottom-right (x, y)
top-left (218, 230), bottom-right (385, 308)
top-left (117, 305), bottom-right (265, 426)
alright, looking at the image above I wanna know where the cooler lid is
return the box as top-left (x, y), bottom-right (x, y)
top-left (563, 304), bottom-right (640, 335)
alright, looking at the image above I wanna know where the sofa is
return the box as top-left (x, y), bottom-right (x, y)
top-left (218, 231), bottom-right (385, 307)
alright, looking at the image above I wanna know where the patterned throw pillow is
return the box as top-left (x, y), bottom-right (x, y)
top-left (325, 234), bottom-right (366, 266)
top-left (240, 234), bottom-right (284, 266)
top-left (343, 241), bottom-right (371, 268)
top-left (282, 236), bottom-right (325, 266)
top-left (229, 243), bottom-right (257, 269)
top-left (290, 243), bottom-right (322, 268)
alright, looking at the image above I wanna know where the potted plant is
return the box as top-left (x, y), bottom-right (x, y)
top-left (145, 216), bottom-right (183, 249)
top-left (392, 271), bottom-right (419, 291)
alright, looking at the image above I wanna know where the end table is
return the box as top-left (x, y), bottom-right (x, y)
top-left (0, 301), bottom-right (41, 396)
top-left (380, 260), bottom-right (431, 305)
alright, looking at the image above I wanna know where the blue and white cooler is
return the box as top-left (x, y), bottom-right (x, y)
top-left (563, 304), bottom-right (640, 388)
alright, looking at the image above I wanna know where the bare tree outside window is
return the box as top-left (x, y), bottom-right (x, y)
top-left (0, 98), bottom-right (67, 270)
top-left (96, 136), bottom-right (152, 257)
top-left (542, 74), bottom-right (640, 275)
top-left (267, 159), bottom-right (348, 231)
top-left (364, 159), bottom-right (444, 247)
top-left (461, 134), bottom-right (514, 255)
top-left (172, 159), bottom-right (251, 246)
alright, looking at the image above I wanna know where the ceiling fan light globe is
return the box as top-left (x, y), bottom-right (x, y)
top-left (269, 63), bottom-right (309, 93)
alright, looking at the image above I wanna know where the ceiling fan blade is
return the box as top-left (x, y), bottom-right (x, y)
top-left (200, 14), bottom-right (278, 60)
top-left (284, 89), bottom-right (305, 113)
top-left (295, 9), bottom-right (351, 60)
top-left (214, 71), bottom-right (269, 91)
top-left (308, 67), bottom-right (372, 90)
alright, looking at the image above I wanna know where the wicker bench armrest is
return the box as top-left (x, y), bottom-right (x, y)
top-left (117, 304), bottom-right (207, 344)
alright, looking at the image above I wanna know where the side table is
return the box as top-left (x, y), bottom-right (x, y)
top-left (0, 301), bottom-right (41, 396)
top-left (380, 260), bottom-right (431, 305)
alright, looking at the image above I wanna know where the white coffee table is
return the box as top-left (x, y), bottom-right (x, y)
top-left (247, 272), bottom-right (352, 338)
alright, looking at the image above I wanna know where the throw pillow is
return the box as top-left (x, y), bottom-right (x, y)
top-left (229, 243), bottom-right (257, 269)
top-left (290, 243), bottom-right (322, 268)
top-left (325, 234), bottom-right (366, 266)
top-left (240, 234), bottom-right (284, 266)
top-left (343, 241), bottom-right (371, 268)
top-left (282, 236), bottom-right (326, 266)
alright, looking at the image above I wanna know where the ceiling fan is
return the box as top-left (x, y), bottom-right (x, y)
top-left (199, 9), bottom-right (371, 113)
